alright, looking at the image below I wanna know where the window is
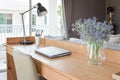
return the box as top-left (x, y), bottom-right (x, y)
top-left (32, 14), bottom-right (36, 32)
top-left (0, 14), bottom-right (12, 24)
top-left (57, 0), bottom-right (62, 27)
top-left (32, 14), bottom-right (36, 25)
top-left (57, 0), bottom-right (62, 35)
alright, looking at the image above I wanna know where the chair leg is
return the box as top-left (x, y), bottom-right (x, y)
top-left (39, 76), bottom-right (47, 80)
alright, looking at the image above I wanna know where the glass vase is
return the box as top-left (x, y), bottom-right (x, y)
top-left (87, 43), bottom-right (106, 65)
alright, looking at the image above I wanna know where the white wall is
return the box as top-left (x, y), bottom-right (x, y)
top-left (12, 11), bottom-right (22, 26)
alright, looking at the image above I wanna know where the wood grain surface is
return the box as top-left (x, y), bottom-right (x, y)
top-left (7, 37), bottom-right (120, 80)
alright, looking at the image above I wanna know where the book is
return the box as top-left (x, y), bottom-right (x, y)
top-left (35, 46), bottom-right (71, 58)
top-left (112, 72), bottom-right (120, 80)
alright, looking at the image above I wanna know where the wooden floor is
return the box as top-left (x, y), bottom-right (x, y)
top-left (0, 72), bottom-right (6, 80)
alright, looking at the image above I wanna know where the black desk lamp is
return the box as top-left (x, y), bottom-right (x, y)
top-left (20, 3), bottom-right (47, 45)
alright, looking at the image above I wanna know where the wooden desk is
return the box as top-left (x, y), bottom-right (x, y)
top-left (6, 37), bottom-right (120, 80)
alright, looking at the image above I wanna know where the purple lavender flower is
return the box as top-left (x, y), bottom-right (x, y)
top-left (72, 17), bottom-right (113, 45)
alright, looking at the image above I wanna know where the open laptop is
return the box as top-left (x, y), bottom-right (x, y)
top-left (35, 46), bottom-right (71, 58)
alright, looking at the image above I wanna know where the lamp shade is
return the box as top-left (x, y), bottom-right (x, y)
top-left (107, 6), bottom-right (114, 14)
top-left (37, 3), bottom-right (47, 17)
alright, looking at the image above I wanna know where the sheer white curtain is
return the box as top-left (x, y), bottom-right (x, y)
top-left (61, 0), bottom-right (72, 40)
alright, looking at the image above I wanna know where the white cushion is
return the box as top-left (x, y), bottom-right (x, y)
top-left (13, 49), bottom-right (39, 80)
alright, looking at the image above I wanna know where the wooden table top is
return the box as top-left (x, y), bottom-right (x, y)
top-left (7, 44), bottom-right (120, 80)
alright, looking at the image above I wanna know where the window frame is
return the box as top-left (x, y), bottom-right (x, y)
top-left (0, 13), bottom-right (12, 25)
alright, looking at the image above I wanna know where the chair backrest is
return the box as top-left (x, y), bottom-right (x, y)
top-left (13, 49), bottom-right (39, 80)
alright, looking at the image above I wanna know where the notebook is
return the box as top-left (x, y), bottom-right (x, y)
top-left (35, 46), bottom-right (71, 58)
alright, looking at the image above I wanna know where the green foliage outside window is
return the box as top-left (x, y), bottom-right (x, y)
top-left (57, 5), bottom-right (62, 24)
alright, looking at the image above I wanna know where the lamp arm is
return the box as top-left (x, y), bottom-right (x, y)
top-left (21, 6), bottom-right (36, 15)
top-left (21, 14), bottom-right (26, 41)
top-left (20, 6), bottom-right (36, 42)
